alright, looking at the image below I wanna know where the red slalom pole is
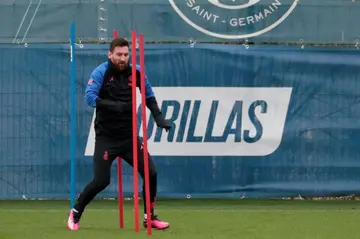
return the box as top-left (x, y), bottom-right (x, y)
top-left (113, 30), bottom-right (119, 39)
top-left (131, 30), bottom-right (140, 233)
top-left (139, 34), bottom-right (152, 236)
top-left (117, 157), bottom-right (124, 228)
top-left (113, 29), bottom-right (124, 229)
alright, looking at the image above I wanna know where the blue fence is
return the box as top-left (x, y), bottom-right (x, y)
top-left (1, 0), bottom-right (360, 44)
top-left (1, 43), bottom-right (360, 199)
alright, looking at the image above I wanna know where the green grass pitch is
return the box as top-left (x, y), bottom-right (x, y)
top-left (1, 199), bottom-right (360, 239)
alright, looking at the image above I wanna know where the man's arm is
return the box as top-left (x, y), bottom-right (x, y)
top-left (85, 65), bottom-right (129, 112)
top-left (85, 67), bottom-right (103, 108)
top-left (143, 78), bottom-right (161, 117)
top-left (135, 65), bottom-right (160, 115)
top-left (135, 65), bottom-right (171, 131)
top-left (145, 86), bottom-right (171, 132)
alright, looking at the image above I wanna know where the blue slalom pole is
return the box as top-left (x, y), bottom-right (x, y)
top-left (70, 22), bottom-right (76, 209)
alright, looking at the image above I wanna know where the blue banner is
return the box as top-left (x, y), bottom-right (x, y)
top-left (1, 0), bottom-right (360, 44)
top-left (1, 43), bottom-right (360, 199)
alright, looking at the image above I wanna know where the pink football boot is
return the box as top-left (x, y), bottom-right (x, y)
top-left (67, 209), bottom-right (80, 231)
top-left (143, 215), bottom-right (169, 230)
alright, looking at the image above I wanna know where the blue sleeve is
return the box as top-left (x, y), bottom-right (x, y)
top-left (85, 64), bottom-right (106, 107)
top-left (135, 64), bottom-right (155, 98)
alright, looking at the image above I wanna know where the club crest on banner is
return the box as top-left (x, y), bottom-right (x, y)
top-left (168, 0), bottom-right (298, 39)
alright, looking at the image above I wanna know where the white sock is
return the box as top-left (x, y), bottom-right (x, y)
top-left (144, 214), bottom-right (147, 220)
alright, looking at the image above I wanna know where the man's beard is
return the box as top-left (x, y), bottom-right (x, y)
top-left (117, 62), bottom-right (128, 71)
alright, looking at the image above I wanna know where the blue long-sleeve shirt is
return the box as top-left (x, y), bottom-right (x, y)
top-left (85, 60), bottom-right (160, 139)
top-left (85, 61), bottom-right (155, 108)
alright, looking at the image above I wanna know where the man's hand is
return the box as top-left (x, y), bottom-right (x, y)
top-left (154, 114), bottom-right (171, 132)
top-left (145, 96), bottom-right (171, 132)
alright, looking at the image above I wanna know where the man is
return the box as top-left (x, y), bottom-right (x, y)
top-left (67, 38), bottom-right (171, 231)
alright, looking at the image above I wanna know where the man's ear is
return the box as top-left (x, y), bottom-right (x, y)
top-left (107, 51), bottom-right (112, 59)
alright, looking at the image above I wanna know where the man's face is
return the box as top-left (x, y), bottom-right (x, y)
top-left (108, 46), bottom-right (129, 71)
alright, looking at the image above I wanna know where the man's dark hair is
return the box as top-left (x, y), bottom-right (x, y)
top-left (109, 38), bottom-right (129, 52)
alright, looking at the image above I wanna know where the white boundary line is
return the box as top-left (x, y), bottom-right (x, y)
top-left (0, 209), bottom-right (359, 212)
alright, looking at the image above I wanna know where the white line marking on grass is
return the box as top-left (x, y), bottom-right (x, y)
top-left (0, 209), bottom-right (359, 213)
